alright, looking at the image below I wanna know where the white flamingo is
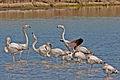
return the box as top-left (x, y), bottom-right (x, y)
top-left (62, 50), bottom-right (73, 62)
top-left (57, 25), bottom-right (94, 54)
top-left (75, 46), bottom-right (94, 54)
top-left (57, 25), bottom-right (83, 52)
top-left (50, 47), bottom-right (66, 63)
top-left (73, 51), bottom-right (86, 63)
top-left (32, 32), bottom-right (51, 58)
top-left (4, 25), bottom-right (31, 64)
top-left (86, 54), bottom-right (104, 68)
top-left (43, 43), bottom-right (70, 63)
top-left (102, 63), bottom-right (119, 76)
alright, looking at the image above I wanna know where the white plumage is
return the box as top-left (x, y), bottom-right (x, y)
top-left (75, 46), bottom-right (93, 54)
top-left (50, 48), bottom-right (66, 63)
top-left (4, 25), bottom-right (31, 64)
top-left (62, 50), bottom-right (73, 62)
top-left (87, 54), bottom-right (104, 68)
top-left (102, 63), bottom-right (119, 75)
top-left (73, 51), bottom-right (86, 63)
top-left (5, 43), bottom-right (26, 54)
top-left (32, 32), bottom-right (51, 57)
top-left (51, 48), bottom-right (65, 58)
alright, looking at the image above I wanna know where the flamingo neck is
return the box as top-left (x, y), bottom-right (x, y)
top-left (4, 45), bottom-right (9, 53)
top-left (46, 43), bottom-right (52, 52)
top-left (23, 28), bottom-right (28, 48)
top-left (61, 28), bottom-right (71, 51)
top-left (32, 38), bottom-right (38, 53)
top-left (49, 43), bottom-right (52, 52)
top-left (62, 28), bottom-right (65, 41)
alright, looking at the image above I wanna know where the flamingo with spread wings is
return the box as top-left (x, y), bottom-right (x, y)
top-left (57, 25), bottom-right (94, 55)
top-left (57, 25), bottom-right (83, 52)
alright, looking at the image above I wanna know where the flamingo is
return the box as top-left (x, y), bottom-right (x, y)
top-left (102, 63), bottom-right (119, 76)
top-left (73, 51), bottom-right (87, 69)
top-left (86, 54), bottom-right (104, 68)
top-left (57, 25), bottom-right (94, 55)
top-left (43, 42), bottom-right (69, 63)
top-left (61, 50), bottom-right (73, 62)
top-left (50, 47), bottom-right (66, 64)
top-left (75, 46), bottom-right (94, 54)
top-left (73, 51), bottom-right (86, 63)
top-left (32, 32), bottom-right (51, 58)
top-left (57, 25), bottom-right (83, 52)
top-left (4, 25), bottom-right (31, 64)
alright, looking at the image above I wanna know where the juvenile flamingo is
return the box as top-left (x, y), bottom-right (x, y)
top-left (4, 25), bottom-right (31, 64)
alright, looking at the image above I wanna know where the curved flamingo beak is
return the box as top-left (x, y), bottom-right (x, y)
top-left (28, 25), bottom-right (31, 28)
top-left (60, 39), bottom-right (64, 42)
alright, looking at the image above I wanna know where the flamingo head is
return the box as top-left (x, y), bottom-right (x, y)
top-left (60, 39), bottom-right (64, 42)
top-left (114, 70), bottom-right (119, 74)
top-left (32, 32), bottom-right (37, 40)
top-left (57, 25), bottom-right (64, 29)
top-left (45, 42), bottom-right (52, 49)
top-left (23, 25), bottom-right (31, 29)
top-left (64, 50), bottom-right (73, 59)
top-left (6, 37), bottom-right (11, 44)
top-left (89, 51), bottom-right (94, 55)
top-left (45, 42), bottom-right (52, 57)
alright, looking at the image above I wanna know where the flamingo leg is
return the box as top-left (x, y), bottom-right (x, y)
top-left (78, 59), bottom-right (81, 70)
top-left (27, 48), bottom-right (30, 64)
top-left (91, 64), bottom-right (93, 69)
top-left (19, 52), bottom-right (22, 60)
top-left (13, 55), bottom-right (15, 64)
top-left (56, 57), bottom-right (58, 64)
top-left (78, 63), bottom-right (81, 70)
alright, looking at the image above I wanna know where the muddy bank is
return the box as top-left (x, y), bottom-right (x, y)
top-left (0, 6), bottom-right (120, 19)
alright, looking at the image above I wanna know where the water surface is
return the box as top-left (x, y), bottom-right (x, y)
top-left (0, 7), bottom-right (120, 80)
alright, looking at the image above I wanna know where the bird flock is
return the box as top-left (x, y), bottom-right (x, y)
top-left (4, 25), bottom-right (119, 76)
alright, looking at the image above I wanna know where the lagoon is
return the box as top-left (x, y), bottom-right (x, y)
top-left (0, 6), bottom-right (120, 80)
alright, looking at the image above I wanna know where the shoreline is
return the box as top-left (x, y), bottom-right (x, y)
top-left (0, 2), bottom-right (120, 9)
top-left (0, 6), bottom-right (120, 20)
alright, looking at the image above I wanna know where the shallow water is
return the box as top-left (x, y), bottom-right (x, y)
top-left (0, 7), bottom-right (120, 80)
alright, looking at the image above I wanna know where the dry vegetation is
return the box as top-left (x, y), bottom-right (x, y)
top-left (0, 0), bottom-right (120, 3)
top-left (0, 0), bottom-right (120, 8)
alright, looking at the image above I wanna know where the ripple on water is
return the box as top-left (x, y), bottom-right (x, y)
top-left (1, 14), bottom-right (120, 80)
